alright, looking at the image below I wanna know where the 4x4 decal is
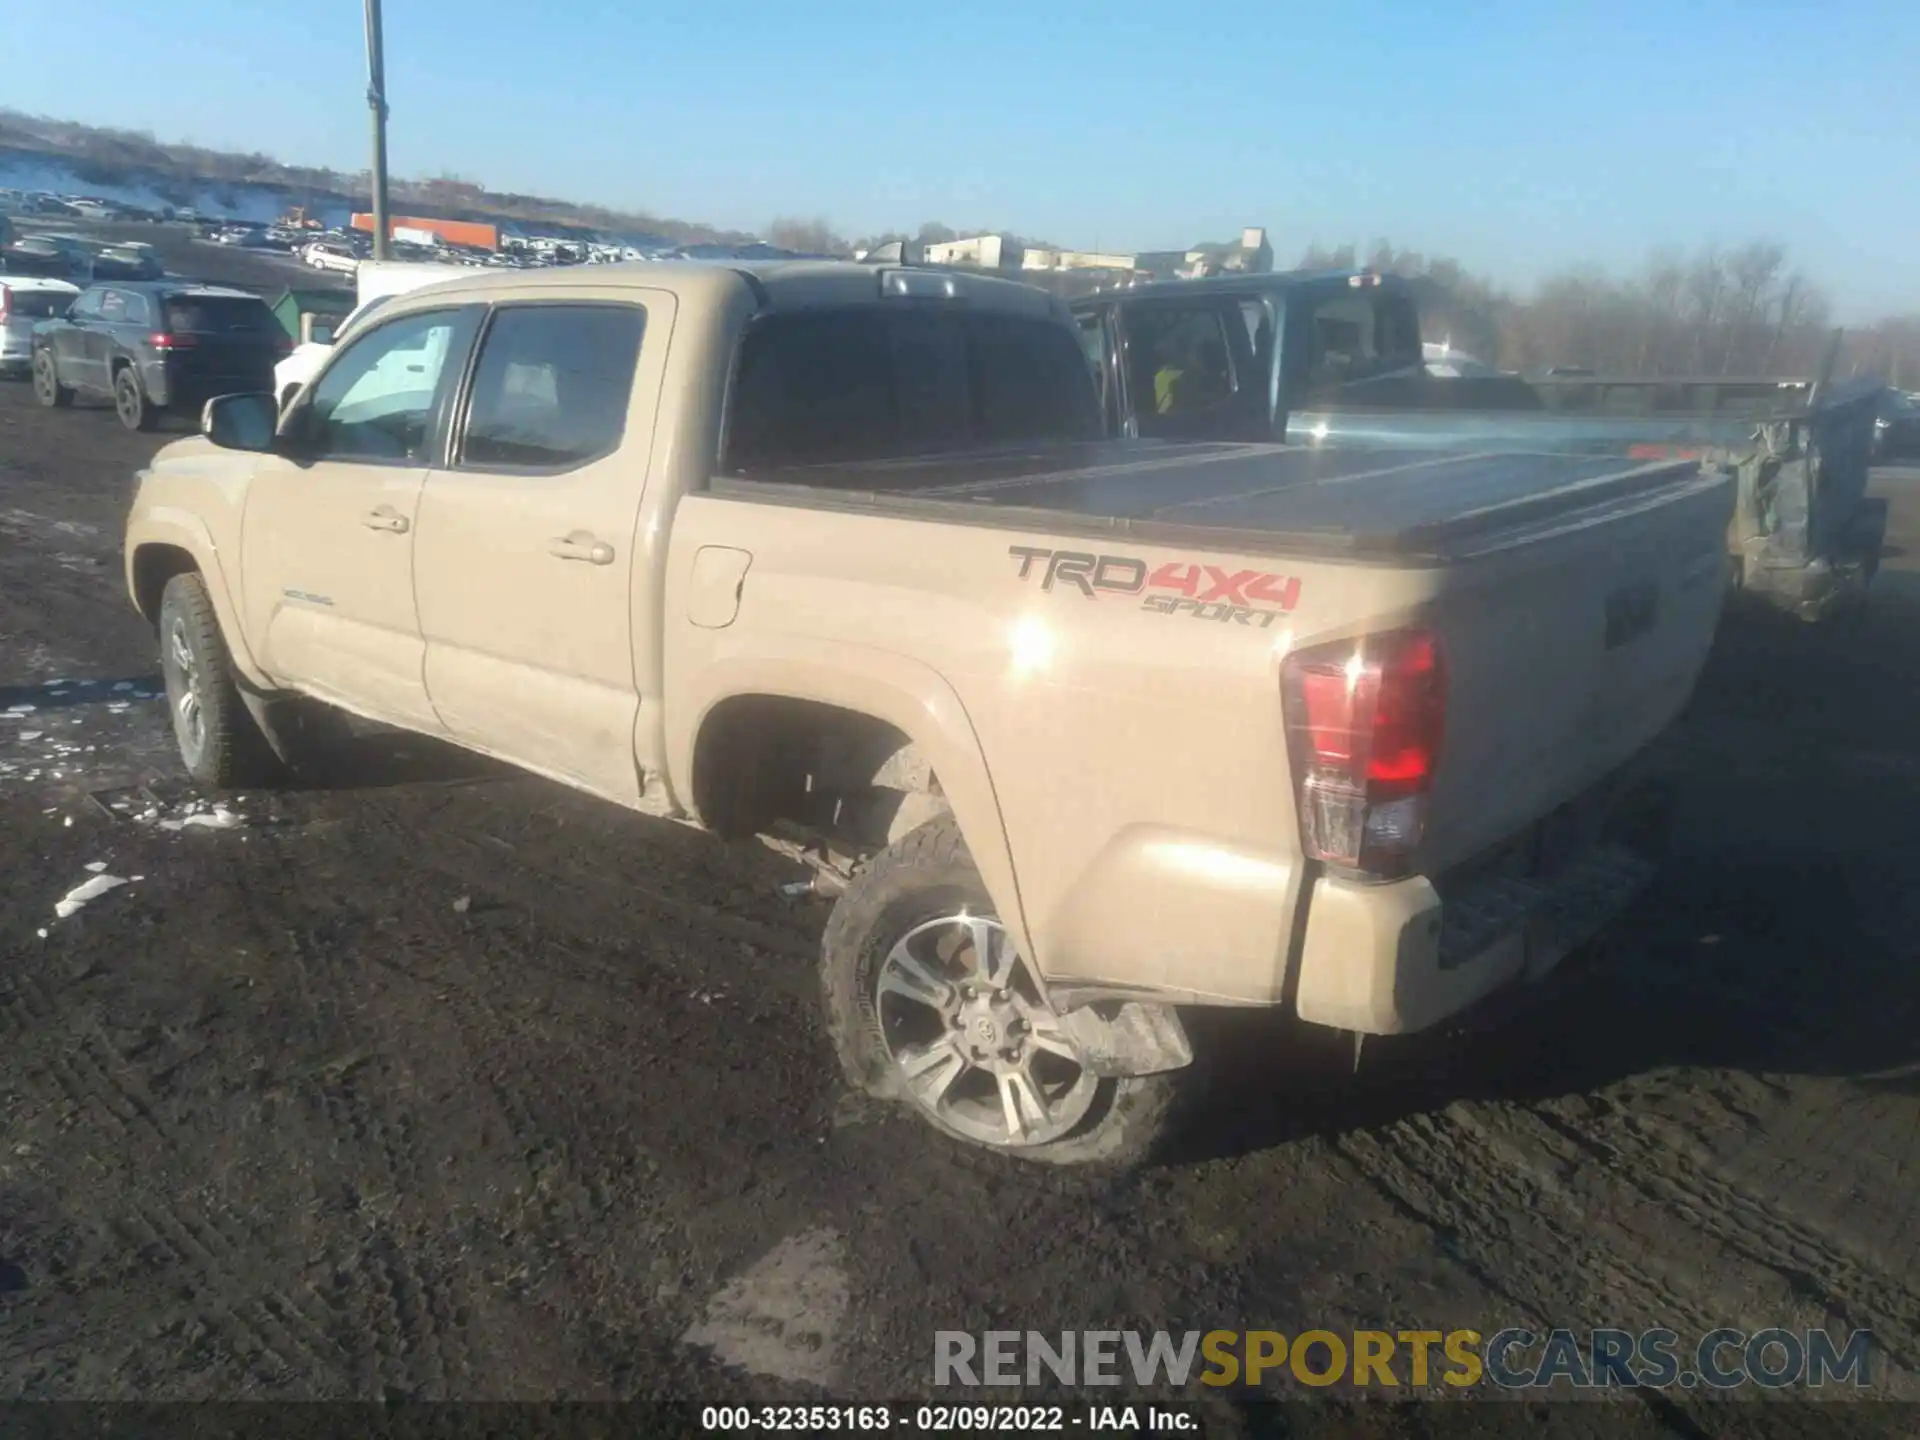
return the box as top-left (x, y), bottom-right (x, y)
top-left (1008, 546), bottom-right (1300, 628)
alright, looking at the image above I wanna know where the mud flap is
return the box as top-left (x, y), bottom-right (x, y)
top-left (1059, 1002), bottom-right (1194, 1078)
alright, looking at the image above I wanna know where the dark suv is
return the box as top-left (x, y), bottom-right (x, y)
top-left (32, 281), bottom-right (288, 431)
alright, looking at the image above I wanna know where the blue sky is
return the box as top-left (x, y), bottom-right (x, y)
top-left (7, 0), bottom-right (1914, 319)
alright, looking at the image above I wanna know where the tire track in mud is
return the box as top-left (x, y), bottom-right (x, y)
top-left (212, 822), bottom-right (477, 1397)
top-left (308, 799), bottom-right (674, 1385)
top-left (115, 1197), bottom-right (345, 1385)
top-left (2, 954), bottom-right (175, 1156)
top-left (322, 790), bottom-right (847, 1359)
top-left (323, 799), bottom-right (650, 1207)
top-left (0, 968), bottom-right (58, 1043)
top-left (39, 1027), bottom-right (174, 1155)
top-left (1337, 1092), bottom-right (1920, 1386)
top-left (1525, 1098), bottom-right (1920, 1375)
top-left (1333, 1108), bottom-right (1715, 1337)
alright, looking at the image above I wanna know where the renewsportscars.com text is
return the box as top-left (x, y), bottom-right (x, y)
top-left (933, 1327), bottom-right (1874, 1391)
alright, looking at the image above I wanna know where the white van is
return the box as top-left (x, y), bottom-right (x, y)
top-left (273, 260), bottom-right (470, 407)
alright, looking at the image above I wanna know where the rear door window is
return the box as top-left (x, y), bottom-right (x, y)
top-left (722, 307), bottom-right (1102, 473)
top-left (968, 310), bottom-right (1104, 443)
top-left (455, 303), bottom-right (646, 470)
top-left (725, 310), bottom-right (895, 470)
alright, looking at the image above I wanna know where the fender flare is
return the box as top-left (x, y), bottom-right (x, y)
top-left (126, 508), bottom-right (271, 689)
top-left (671, 638), bottom-right (1030, 958)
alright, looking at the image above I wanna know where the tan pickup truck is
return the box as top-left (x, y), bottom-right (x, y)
top-left (125, 260), bottom-right (1734, 1165)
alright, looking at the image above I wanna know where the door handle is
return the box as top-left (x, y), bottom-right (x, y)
top-left (361, 506), bottom-right (410, 534)
top-left (549, 532), bottom-right (615, 565)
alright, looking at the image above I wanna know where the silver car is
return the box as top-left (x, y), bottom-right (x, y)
top-left (0, 277), bottom-right (80, 377)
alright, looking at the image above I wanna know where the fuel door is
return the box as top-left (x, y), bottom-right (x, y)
top-left (687, 546), bottom-right (752, 629)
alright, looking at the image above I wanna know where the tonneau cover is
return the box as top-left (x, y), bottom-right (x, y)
top-left (722, 440), bottom-right (1712, 562)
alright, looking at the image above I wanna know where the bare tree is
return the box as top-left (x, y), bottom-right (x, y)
top-left (765, 216), bottom-right (849, 256)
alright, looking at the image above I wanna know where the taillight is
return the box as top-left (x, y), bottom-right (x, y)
top-left (149, 332), bottom-right (197, 351)
top-left (1280, 628), bottom-right (1445, 878)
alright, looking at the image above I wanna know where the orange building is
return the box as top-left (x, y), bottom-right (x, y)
top-left (350, 213), bottom-right (498, 250)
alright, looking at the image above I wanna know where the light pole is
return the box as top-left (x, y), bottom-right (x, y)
top-left (364, 0), bottom-right (392, 261)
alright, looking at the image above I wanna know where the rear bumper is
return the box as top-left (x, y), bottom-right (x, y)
top-left (1291, 749), bottom-right (1673, 1036)
top-left (144, 361), bottom-right (277, 413)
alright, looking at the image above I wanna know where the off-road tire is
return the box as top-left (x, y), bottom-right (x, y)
top-left (156, 572), bottom-right (284, 789)
top-left (821, 814), bottom-right (1181, 1167)
top-left (114, 364), bottom-right (158, 432)
top-left (33, 352), bottom-right (73, 408)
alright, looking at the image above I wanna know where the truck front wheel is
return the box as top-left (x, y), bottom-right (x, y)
top-left (156, 572), bottom-right (282, 789)
top-left (821, 815), bottom-right (1177, 1166)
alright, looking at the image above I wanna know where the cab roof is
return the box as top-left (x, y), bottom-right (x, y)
top-left (368, 257), bottom-right (1064, 318)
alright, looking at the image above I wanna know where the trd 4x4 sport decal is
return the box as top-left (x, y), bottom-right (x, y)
top-left (1008, 546), bottom-right (1301, 628)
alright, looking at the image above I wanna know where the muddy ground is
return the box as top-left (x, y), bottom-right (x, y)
top-left (2, 259), bottom-right (1919, 1434)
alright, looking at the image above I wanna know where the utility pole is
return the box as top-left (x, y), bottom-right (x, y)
top-left (364, 0), bottom-right (392, 261)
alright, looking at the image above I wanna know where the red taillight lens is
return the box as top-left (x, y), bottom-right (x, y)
top-left (149, 332), bottom-right (197, 351)
top-left (1281, 629), bottom-right (1445, 877)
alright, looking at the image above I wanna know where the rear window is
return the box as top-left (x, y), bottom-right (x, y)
top-left (163, 296), bottom-right (276, 334)
top-left (722, 306), bottom-right (1102, 472)
top-left (7, 290), bottom-right (71, 319)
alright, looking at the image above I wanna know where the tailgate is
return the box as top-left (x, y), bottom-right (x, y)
top-left (1416, 464), bottom-right (1732, 873)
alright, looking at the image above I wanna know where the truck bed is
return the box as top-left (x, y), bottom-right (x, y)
top-left (715, 440), bottom-right (1718, 564)
top-left (1284, 373), bottom-right (1885, 616)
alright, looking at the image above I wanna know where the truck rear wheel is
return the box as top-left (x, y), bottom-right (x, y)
top-left (821, 815), bottom-right (1177, 1166)
top-left (156, 572), bottom-right (283, 789)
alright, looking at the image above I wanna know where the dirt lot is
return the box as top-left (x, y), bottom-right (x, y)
top-left (2, 254), bottom-right (1919, 1431)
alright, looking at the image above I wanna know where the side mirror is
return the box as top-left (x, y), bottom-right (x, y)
top-left (302, 316), bottom-right (335, 345)
top-left (202, 392), bottom-right (280, 453)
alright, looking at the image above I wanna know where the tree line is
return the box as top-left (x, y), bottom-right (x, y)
top-left (7, 103), bottom-right (1913, 385)
top-left (1301, 240), bottom-right (1915, 384)
top-left (771, 221), bottom-right (1917, 384)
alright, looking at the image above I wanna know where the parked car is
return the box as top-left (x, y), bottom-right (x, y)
top-left (302, 239), bottom-right (361, 274)
top-left (92, 243), bottom-right (165, 280)
top-left (32, 281), bottom-right (289, 431)
top-left (4, 233), bottom-right (97, 280)
top-left (124, 260), bottom-right (1728, 1164)
top-left (1872, 390), bottom-right (1920, 462)
top-left (0, 276), bottom-right (81, 377)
